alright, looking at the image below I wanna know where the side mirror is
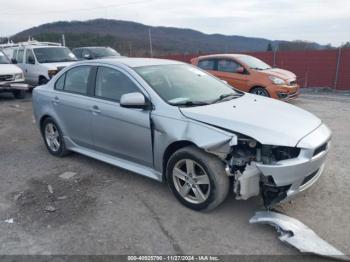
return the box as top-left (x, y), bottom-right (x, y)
top-left (120, 92), bottom-right (148, 109)
top-left (28, 56), bottom-right (35, 64)
top-left (235, 67), bottom-right (245, 74)
top-left (83, 54), bottom-right (92, 60)
top-left (11, 58), bottom-right (17, 64)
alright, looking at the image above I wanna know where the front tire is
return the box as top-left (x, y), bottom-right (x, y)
top-left (41, 118), bottom-right (69, 157)
top-left (13, 90), bottom-right (25, 99)
top-left (38, 76), bottom-right (49, 86)
top-left (166, 146), bottom-right (229, 211)
top-left (250, 87), bottom-right (270, 97)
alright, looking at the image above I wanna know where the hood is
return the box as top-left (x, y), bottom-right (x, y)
top-left (41, 61), bottom-right (77, 70)
top-left (0, 64), bottom-right (23, 75)
top-left (180, 94), bottom-right (321, 147)
top-left (260, 68), bottom-right (296, 80)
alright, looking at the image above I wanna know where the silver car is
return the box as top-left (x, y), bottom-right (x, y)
top-left (32, 58), bottom-right (331, 211)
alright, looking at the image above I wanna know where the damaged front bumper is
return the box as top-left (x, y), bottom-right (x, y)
top-left (233, 124), bottom-right (331, 207)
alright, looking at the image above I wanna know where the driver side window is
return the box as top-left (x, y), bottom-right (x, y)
top-left (217, 59), bottom-right (240, 73)
top-left (25, 49), bottom-right (35, 64)
top-left (95, 67), bottom-right (139, 102)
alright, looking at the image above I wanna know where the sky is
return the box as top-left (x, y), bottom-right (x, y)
top-left (0, 0), bottom-right (349, 46)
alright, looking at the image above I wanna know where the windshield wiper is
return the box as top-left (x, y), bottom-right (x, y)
top-left (213, 93), bottom-right (241, 103)
top-left (250, 67), bottom-right (271, 70)
top-left (170, 100), bottom-right (210, 107)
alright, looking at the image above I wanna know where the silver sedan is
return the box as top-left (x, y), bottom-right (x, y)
top-left (32, 58), bottom-right (331, 211)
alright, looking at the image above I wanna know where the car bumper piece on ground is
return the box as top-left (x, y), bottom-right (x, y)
top-left (250, 211), bottom-right (348, 260)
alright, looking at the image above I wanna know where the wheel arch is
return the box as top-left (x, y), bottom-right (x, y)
top-left (162, 140), bottom-right (197, 180)
top-left (249, 85), bottom-right (267, 92)
top-left (39, 115), bottom-right (55, 134)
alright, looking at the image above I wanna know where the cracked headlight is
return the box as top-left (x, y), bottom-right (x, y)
top-left (14, 73), bottom-right (24, 80)
top-left (269, 76), bottom-right (285, 85)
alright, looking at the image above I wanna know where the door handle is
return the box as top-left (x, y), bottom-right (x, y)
top-left (91, 105), bottom-right (101, 114)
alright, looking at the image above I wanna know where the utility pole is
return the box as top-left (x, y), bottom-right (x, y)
top-left (334, 45), bottom-right (342, 90)
top-left (273, 44), bottom-right (278, 67)
top-left (62, 34), bottom-right (66, 46)
top-left (148, 28), bottom-right (153, 58)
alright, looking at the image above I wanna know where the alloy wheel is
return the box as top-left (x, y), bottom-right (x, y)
top-left (44, 123), bottom-right (61, 152)
top-left (252, 88), bottom-right (269, 96)
top-left (172, 159), bottom-right (211, 204)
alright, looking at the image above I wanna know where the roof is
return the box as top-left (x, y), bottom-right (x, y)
top-left (73, 47), bottom-right (110, 49)
top-left (198, 54), bottom-right (252, 59)
top-left (30, 46), bottom-right (67, 49)
top-left (90, 57), bottom-right (184, 68)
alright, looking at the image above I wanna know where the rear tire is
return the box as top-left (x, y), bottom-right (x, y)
top-left (250, 87), bottom-right (270, 97)
top-left (13, 90), bottom-right (26, 99)
top-left (166, 146), bottom-right (229, 211)
top-left (41, 117), bottom-right (69, 157)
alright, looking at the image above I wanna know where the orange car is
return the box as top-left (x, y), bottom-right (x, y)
top-left (191, 54), bottom-right (299, 100)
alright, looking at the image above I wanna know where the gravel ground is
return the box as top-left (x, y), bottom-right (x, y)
top-left (0, 92), bottom-right (349, 257)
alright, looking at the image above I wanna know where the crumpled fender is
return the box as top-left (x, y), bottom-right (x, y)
top-left (250, 211), bottom-right (348, 260)
top-left (152, 114), bottom-right (237, 173)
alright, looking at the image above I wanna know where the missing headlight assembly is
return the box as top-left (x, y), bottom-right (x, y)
top-left (225, 137), bottom-right (310, 207)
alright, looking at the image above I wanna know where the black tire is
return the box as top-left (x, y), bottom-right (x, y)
top-left (250, 87), bottom-right (270, 97)
top-left (166, 146), bottom-right (229, 211)
top-left (38, 76), bottom-right (49, 86)
top-left (41, 117), bottom-right (69, 157)
top-left (12, 90), bottom-right (26, 99)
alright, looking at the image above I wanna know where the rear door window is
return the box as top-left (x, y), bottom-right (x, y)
top-left (197, 59), bottom-right (216, 70)
top-left (54, 73), bottom-right (66, 90)
top-left (64, 66), bottom-right (92, 95)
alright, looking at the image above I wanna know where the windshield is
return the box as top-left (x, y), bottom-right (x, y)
top-left (135, 64), bottom-right (241, 106)
top-left (33, 47), bottom-right (77, 63)
top-left (90, 47), bottom-right (120, 58)
top-left (239, 55), bottom-right (271, 70)
top-left (0, 51), bottom-right (10, 64)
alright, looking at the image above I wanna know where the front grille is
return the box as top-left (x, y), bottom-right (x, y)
top-left (0, 74), bottom-right (14, 81)
top-left (301, 169), bottom-right (319, 186)
top-left (313, 143), bottom-right (327, 156)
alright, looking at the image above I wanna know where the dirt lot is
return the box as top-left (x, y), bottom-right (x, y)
top-left (0, 92), bottom-right (349, 256)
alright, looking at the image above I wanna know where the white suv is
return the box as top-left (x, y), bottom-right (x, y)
top-left (4, 41), bottom-right (77, 87)
top-left (0, 50), bottom-right (28, 99)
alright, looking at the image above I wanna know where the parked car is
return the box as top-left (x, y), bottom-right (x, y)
top-left (3, 41), bottom-right (77, 87)
top-left (191, 54), bottom-right (300, 101)
top-left (72, 47), bottom-right (121, 60)
top-left (32, 58), bottom-right (330, 211)
top-left (0, 50), bottom-right (28, 99)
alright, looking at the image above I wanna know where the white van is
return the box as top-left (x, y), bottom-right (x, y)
top-left (3, 41), bottom-right (77, 87)
top-left (0, 49), bottom-right (28, 99)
